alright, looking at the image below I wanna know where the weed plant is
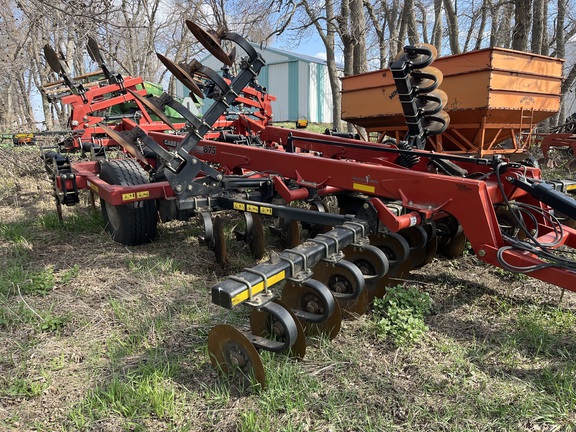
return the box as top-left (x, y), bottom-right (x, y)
top-left (372, 285), bottom-right (432, 346)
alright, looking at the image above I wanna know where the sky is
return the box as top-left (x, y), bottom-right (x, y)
top-left (270, 26), bottom-right (333, 62)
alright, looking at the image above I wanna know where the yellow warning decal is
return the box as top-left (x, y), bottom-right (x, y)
top-left (567, 184), bottom-right (576, 192)
top-left (247, 204), bottom-right (259, 213)
top-left (353, 183), bottom-right (375, 193)
top-left (260, 206), bottom-right (272, 215)
top-left (137, 191), bottom-right (150, 199)
top-left (122, 192), bottom-right (136, 201)
top-left (87, 181), bottom-right (98, 193)
top-left (234, 202), bottom-right (246, 211)
top-left (231, 270), bottom-right (286, 306)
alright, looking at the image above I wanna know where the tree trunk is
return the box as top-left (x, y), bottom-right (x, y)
top-left (351, 0), bottom-right (367, 75)
top-left (443, 0), bottom-right (461, 54)
top-left (493, 3), bottom-right (514, 48)
top-left (431, 0), bottom-right (443, 51)
top-left (511, 0), bottom-right (531, 51)
top-left (531, 0), bottom-right (544, 53)
top-left (302, 0), bottom-right (343, 130)
top-left (339, 0), bottom-right (355, 77)
top-left (474, 0), bottom-right (489, 50)
top-left (364, 0), bottom-right (388, 69)
top-left (555, 0), bottom-right (567, 124)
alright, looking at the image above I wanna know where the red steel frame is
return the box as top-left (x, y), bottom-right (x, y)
top-left (56, 76), bottom-right (186, 151)
top-left (540, 133), bottom-right (576, 158)
top-left (58, 116), bottom-right (576, 292)
top-left (54, 75), bottom-right (275, 151)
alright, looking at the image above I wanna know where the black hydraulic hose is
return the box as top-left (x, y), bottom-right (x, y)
top-left (494, 161), bottom-right (576, 273)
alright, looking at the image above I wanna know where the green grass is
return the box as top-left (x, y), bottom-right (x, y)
top-left (508, 305), bottom-right (576, 358)
top-left (69, 362), bottom-right (187, 430)
top-left (0, 214), bottom-right (90, 297)
top-left (37, 210), bottom-right (104, 236)
top-left (1, 257), bottom-right (81, 297)
top-left (126, 256), bottom-right (184, 273)
top-left (0, 265), bottom-right (56, 296)
top-left (4, 375), bottom-right (50, 398)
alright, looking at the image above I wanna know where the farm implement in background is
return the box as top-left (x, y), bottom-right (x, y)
top-left (40, 36), bottom-right (190, 156)
top-left (41, 22), bottom-right (576, 388)
top-left (537, 115), bottom-right (576, 169)
top-left (342, 47), bottom-right (564, 160)
top-left (39, 34), bottom-right (275, 219)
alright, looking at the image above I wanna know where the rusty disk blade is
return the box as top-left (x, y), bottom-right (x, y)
top-left (248, 213), bottom-right (265, 260)
top-left (370, 232), bottom-right (412, 281)
top-left (411, 66), bottom-right (443, 92)
top-left (307, 201), bottom-right (332, 234)
top-left (86, 36), bottom-right (104, 65)
top-left (420, 223), bottom-right (438, 267)
top-left (156, 53), bottom-right (204, 99)
top-left (249, 299), bottom-right (307, 360)
top-left (424, 110), bottom-right (451, 136)
top-left (430, 89), bottom-right (449, 108)
top-left (208, 324), bottom-right (266, 388)
top-left (342, 244), bottom-right (389, 302)
top-left (281, 279), bottom-right (342, 340)
top-left (418, 89), bottom-right (448, 116)
top-left (44, 44), bottom-right (62, 75)
top-left (186, 20), bottom-right (233, 66)
top-left (127, 89), bottom-right (175, 130)
top-left (312, 260), bottom-right (369, 318)
top-left (399, 226), bottom-right (429, 269)
top-left (97, 123), bottom-right (149, 166)
top-left (213, 215), bottom-right (228, 268)
top-left (437, 224), bottom-right (467, 259)
top-left (280, 219), bottom-right (301, 249)
top-left (395, 43), bottom-right (438, 69)
top-left (420, 43), bottom-right (438, 63)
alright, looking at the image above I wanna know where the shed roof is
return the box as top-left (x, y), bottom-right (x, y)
top-left (258, 43), bottom-right (328, 65)
top-left (200, 42), bottom-right (343, 69)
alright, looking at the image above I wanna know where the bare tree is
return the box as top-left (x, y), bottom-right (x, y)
top-left (443, 0), bottom-right (461, 53)
top-left (364, 0), bottom-right (389, 69)
top-left (431, 0), bottom-right (443, 51)
top-left (511, 0), bottom-right (532, 51)
top-left (351, 0), bottom-right (368, 74)
top-left (300, 0), bottom-right (344, 129)
top-left (531, 0), bottom-right (545, 53)
top-left (473, 0), bottom-right (490, 50)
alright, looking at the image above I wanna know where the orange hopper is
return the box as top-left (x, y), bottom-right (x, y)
top-left (341, 47), bottom-right (564, 157)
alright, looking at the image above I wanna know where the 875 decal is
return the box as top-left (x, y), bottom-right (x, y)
top-left (203, 145), bottom-right (216, 155)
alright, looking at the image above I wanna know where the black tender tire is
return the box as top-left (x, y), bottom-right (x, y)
top-left (99, 159), bottom-right (157, 246)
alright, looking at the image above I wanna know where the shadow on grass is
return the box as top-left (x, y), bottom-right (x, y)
top-left (1, 200), bottom-right (265, 430)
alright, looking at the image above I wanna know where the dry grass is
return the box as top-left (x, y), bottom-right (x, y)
top-left (1, 145), bottom-right (576, 431)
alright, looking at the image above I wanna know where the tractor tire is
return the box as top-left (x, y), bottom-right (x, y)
top-left (99, 159), bottom-right (157, 246)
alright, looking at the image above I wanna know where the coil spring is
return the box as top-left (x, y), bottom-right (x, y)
top-left (395, 140), bottom-right (420, 168)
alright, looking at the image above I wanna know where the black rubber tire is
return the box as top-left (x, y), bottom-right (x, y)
top-left (99, 159), bottom-right (157, 245)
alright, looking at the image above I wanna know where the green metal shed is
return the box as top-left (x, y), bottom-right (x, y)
top-left (175, 43), bottom-right (341, 123)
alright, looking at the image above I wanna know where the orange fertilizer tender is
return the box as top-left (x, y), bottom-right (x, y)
top-left (342, 47), bottom-right (564, 157)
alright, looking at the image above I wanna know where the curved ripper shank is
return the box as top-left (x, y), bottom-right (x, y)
top-left (151, 27), bottom-right (266, 202)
